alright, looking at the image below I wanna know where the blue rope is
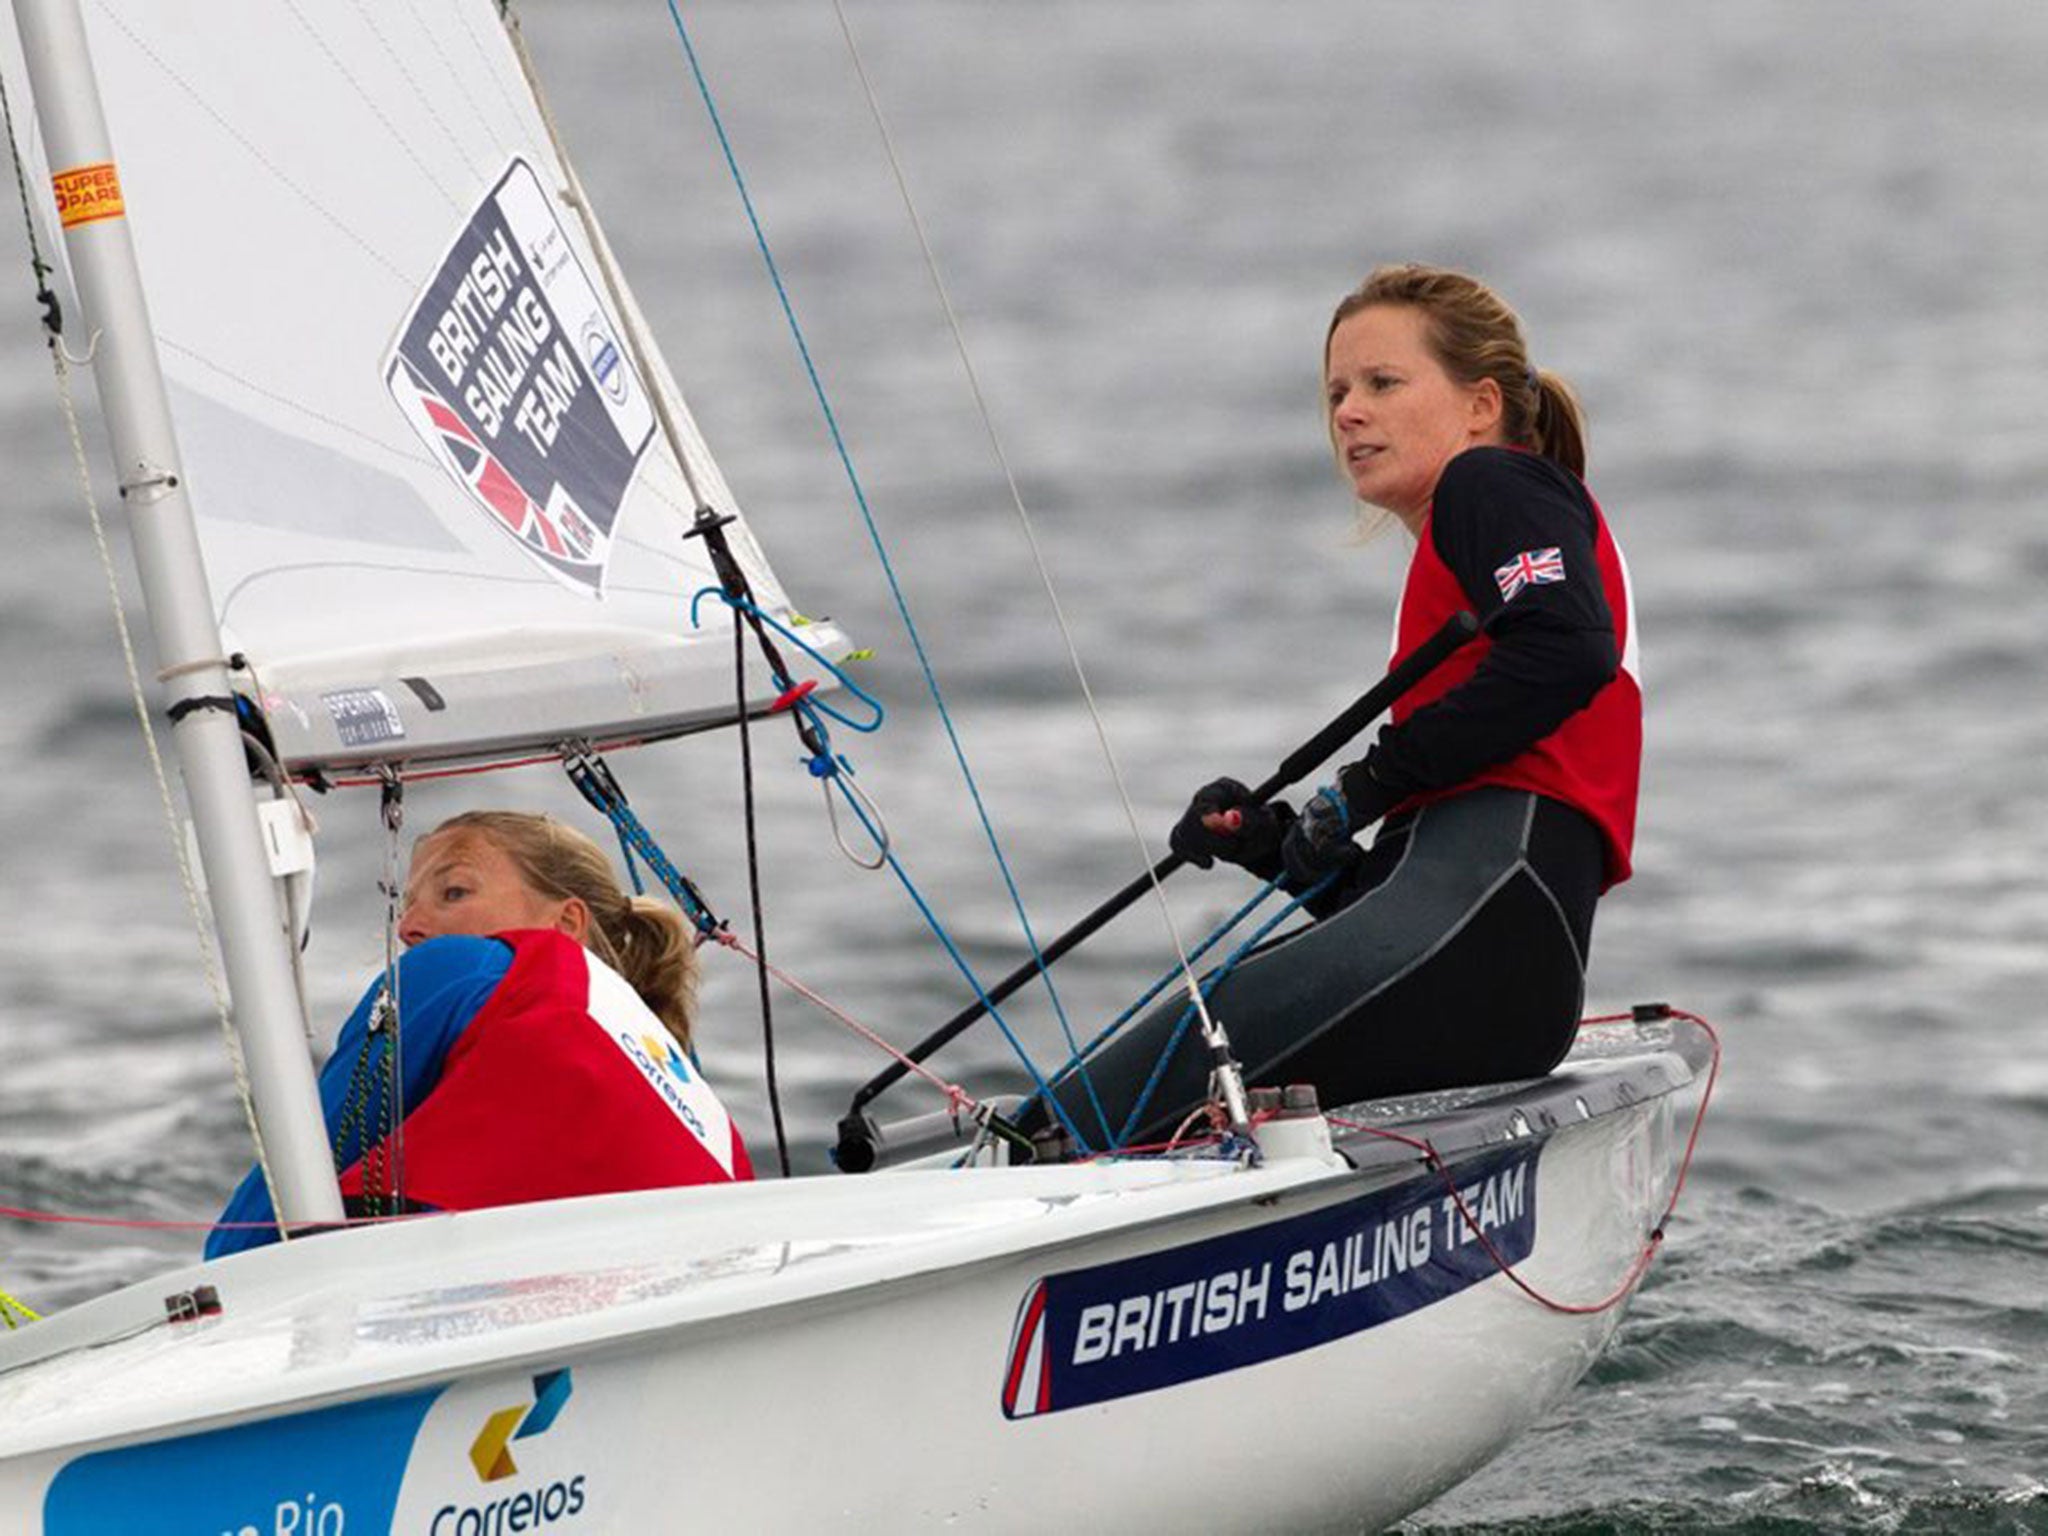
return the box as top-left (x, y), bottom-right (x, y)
top-left (689, 587), bottom-right (885, 736)
top-left (568, 759), bottom-right (723, 937)
top-left (664, 10), bottom-right (1112, 1146)
top-left (613, 826), bottom-right (647, 896)
top-left (613, 806), bottom-right (718, 935)
top-left (1111, 880), bottom-right (1331, 1147)
top-left (821, 764), bottom-right (1099, 1154)
top-left (1058, 881), bottom-right (1288, 1072)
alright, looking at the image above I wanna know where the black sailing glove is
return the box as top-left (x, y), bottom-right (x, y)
top-left (1169, 777), bottom-right (1292, 871)
top-left (1280, 782), bottom-right (1360, 887)
top-left (1278, 757), bottom-right (1404, 890)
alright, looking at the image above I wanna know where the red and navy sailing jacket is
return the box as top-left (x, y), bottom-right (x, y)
top-left (336, 928), bottom-right (752, 1211)
top-left (1377, 447), bottom-right (1641, 888)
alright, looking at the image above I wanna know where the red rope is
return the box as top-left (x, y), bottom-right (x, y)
top-left (709, 929), bottom-right (979, 1119)
top-left (1330, 1005), bottom-right (1721, 1316)
top-left (0, 1204), bottom-right (415, 1234)
top-left (317, 736), bottom-right (660, 790)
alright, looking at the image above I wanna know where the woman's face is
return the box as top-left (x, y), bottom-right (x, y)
top-left (1325, 304), bottom-right (1502, 529)
top-left (398, 830), bottom-right (584, 947)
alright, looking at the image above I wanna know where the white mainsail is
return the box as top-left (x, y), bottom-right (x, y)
top-left (10, 0), bottom-right (847, 774)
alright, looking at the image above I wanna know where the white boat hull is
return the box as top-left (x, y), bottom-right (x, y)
top-left (0, 1022), bottom-right (1700, 1533)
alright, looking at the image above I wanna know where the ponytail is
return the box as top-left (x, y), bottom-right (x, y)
top-left (589, 898), bottom-right (699, 1052)
top-left (1531, 367), bottom-right (1588, 479)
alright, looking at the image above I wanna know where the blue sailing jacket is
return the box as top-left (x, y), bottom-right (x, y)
top-left (204, 937), bottom-right (509, 1258)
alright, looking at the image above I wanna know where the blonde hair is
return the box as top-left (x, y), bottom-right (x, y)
top-left (1327, 264), bottom-right (1588, 480)
top-left (427, 811), bottom-right (700, 1051)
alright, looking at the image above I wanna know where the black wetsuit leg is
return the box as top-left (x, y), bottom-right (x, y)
top-left (1024, 788), bottom-right (1603, 1149)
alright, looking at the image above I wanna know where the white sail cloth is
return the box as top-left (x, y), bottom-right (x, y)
top-left (5, 1), bottom-right (847, 772)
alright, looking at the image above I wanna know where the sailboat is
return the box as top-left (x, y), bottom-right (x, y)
top-left (0, 2), bottom-right (1715, 1531)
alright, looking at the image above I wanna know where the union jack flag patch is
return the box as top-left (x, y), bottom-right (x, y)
top-left (1494, 547), bottom-right (1565, 602)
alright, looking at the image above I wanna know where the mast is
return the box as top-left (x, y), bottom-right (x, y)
top-left (11, 0), bottom-right (342, 1227)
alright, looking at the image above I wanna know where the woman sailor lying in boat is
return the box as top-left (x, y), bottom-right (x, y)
top-left (1032, 264), bottom-right (1639, 1149)
top-left (207, 811), bottom-right (751, 1257)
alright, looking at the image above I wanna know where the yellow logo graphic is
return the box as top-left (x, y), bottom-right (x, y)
top-left (468, 1369), bottom-right (573, 1482)
top-left (51, 162), bottom-right (124, 229)
top-left (641, 1033), bottom-right (692, 1081)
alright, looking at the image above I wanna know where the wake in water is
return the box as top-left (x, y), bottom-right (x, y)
top-left (1404, 1182), bottom-right (2048, 1532)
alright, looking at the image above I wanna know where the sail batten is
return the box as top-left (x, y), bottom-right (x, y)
top-left (15, 0), bottom-right (845, 775)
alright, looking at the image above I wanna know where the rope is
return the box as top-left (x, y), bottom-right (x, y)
top-left (0, 94), bottom-right (289, 1240)
top-left (324, 746), bottom-right (604, 789)
top-left (732, 617), bottom-right (792, 1177)
top-left (559, 747), bottom-right (801, 1168)
top-left (357, 772), bottom-right (408, 1210)
top-left (1057, 881), bottom-right (1291, 1081)
top-left (662, 4), bottom-right (1111, 1146)
top-left (0, 62), bottom-right (62, 340)
top-left (1109, 881), bottom-right (1331, 1148)
top-left (708, 930), bottom-right (977, 1120)
top-left (328, 990), bottom-right (397, 1196)
top-left (561, 745), bottom-right (992, 1130)
top-left (1330, 1006), bottom-right (1723, 1316)
top-left (563, 752), bottom-right (722, 936)
top-left (686, 589), bottom-right (884, 737)
top-left (0, 1202), bottom-right (412, 1235)
top-left (820, 769), bottom-right (1098, 1152)
top-left (823, 0), bottom-right (1223, 1048)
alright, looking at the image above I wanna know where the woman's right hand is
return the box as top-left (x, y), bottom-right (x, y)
top-left (1168, 778), bottom-right (1291, 870)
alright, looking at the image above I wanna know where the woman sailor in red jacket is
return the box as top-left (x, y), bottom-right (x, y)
top-left (1040, 265), bottom-right (1639, 1150)
top-left (208, 811), bottom-right (751, 1256)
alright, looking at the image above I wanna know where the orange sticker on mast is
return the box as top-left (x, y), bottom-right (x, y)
top-left (52, 162), bottom-right (125, 227)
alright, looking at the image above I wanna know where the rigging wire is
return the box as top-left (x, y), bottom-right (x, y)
top-left (706, 929), bottom-right (980, 1119)
top-left (1106, 880), bottom-right (1331, 1148)
top-left (820, 0), bottom-right (1232, 1070)
top-left (818, 767), bottom-right (1099, 1152)
top-left (661, 1), bottom-right (1114, 1143)
top-left (0, 76), bottom-right (290, 1239)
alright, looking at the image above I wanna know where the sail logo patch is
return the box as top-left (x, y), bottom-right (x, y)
top-left (321, 686), bottom-right (405, 747)
top-left (386, 157), bottom-right (654, 596)
top-left (51, 162), bottom-right (125, 227)
top-left (1002, 1144), bottom-right (1540, 1417)
top-left (469, 1370), bottom-right (574, 1481)
top-left (584, 322), bottom-right (628, 404)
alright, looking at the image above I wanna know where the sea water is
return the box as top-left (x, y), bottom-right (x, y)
top-left (2, 2), bottom-right (2045, 1530)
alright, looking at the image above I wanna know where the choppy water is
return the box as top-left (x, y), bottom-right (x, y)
top-left (4, 2), bottom-right (2047, 1529)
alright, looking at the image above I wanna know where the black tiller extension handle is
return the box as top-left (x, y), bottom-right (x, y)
top-left (834, 608), bottom-right (1481, 1168)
